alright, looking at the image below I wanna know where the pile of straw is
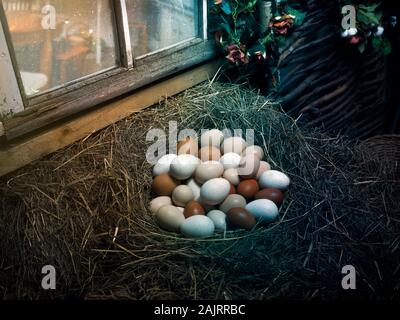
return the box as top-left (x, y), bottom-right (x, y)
top-left (1, 82), bottom-right (399, 299)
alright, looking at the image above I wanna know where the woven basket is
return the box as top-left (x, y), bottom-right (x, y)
top-left (358, 135), bottom-right (400, 178)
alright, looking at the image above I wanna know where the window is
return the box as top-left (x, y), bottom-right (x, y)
top-left (0, 0), bottom-right (215, 139)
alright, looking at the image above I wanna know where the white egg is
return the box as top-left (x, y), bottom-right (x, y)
top-left (172, 185), bottom-right (194, 207)
top-left (150, 196), bottom-right (172, 214)
top-left (246, 199), bottom-right (279, 222)
top-left (242, 146), bottom-right (264, 159)
top-left (186, 178), bottom-right (201, 201)
top-left (200, 178), bottom-right (231, 205)
top-left (201, 129), bottom-right (224, 148)
top-left (259, 170), bottom-right (291, 190)
top-left (220, 153), bottom-right (242, 170)
top-left (195, 161), bottom-right (224, 184)
top-left (153, 154), bottom-right (177, 176)
top-left (180, 215), bottom-right (215, 238)
top-left (170, 154), bottom-right (200, 180)
top-left (256, 161), bottom-right (271, 179)
top-left (207, 210), bottom-right (227, 232)
top-left (156, 205), bottom-right (186, 232)
top-left (223, 168), bottom-right (240, 186)
top-left (221, 137), bottom-right (247, 154)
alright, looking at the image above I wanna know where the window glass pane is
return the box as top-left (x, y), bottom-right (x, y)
top-left (126, 0), bottom-right (199, 58)
top-left (2, 0), bottom-right (118, 96)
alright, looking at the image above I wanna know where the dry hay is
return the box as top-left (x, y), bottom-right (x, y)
top-left (0, 82), bottom-right (399, 300)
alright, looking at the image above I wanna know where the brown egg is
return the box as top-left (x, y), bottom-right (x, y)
top-left (229, 184), bottom-right (236, 195)
top-left (184, 200), bottom-right (206, 218)
top-left (199, 146), bottom-right (221, 161)
top-left (255, 188), bottom-right (284, 206)
top-left (237, 179), bottom-right (260, 200)
top-left (152, 173), bottom-right (181, 196)
top-left (227, 207), bottom-right (257, 231)
top-left (177, 137), bottom-right (198, 157)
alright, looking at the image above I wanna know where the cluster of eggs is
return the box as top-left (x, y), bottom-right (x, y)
top-left (150, 129), bottom-right (291, 238)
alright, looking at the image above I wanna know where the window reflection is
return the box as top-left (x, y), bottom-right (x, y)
top-left (126, 0), bottom-right (199, 58)
top-left (2, 0), bottom-right (117, 96)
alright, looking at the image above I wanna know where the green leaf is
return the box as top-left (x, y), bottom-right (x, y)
top-left (372, 37), bottom-right (382, 49)
top-left (285, 6), bottom-right (306, 26)
top-left (357, 9), bottom-right (380, 25)
top-left (221, 0), bottom-right (232, 15)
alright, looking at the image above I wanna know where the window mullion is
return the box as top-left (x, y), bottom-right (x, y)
top-left (0, 6), bottom-right (24, 117)
top-left (114, 0), bottom-right (133, 68)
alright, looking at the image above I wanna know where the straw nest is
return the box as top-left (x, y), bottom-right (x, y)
top-left (1, 82), bottom-right (399, 300)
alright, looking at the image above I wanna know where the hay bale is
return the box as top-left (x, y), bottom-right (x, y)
top-left (0, 82), bottom-right (399, 300)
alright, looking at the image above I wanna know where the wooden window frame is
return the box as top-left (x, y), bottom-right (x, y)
top-left (0, 0), bottom-right (217, 140)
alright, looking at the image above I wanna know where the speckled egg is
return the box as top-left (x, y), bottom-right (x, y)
top-left (221, 137), bottom-right (247, 155)
top-left (207, 210), bottom-right (227, 232)
top-left (195, 161), bottom-right (224, 184)
top-left (156, 205), bottom-right (186, 232)
top-left (220, 153), bottom-right (241, 170)
top-left (153, 154), bottom-right (177, 176)
top-left (201, 129), bottom-right (224, 148)
top-left (150, 196), bottom-right (172, 214)
top-left (200, 178), bottom-right (231, 205)
top-left (219, 194), bottom-right (247, 213)
top-left (227, 207), bottom-right (257, 231)
top-left (237, 179), bottom-right (260, 200)
top-left (180, 215), bottom-right (215, 238)
top-left (246, 199), bottom-right (279, 222)
top-left (170, 154), bottom-right (200, 180)
top-left (172, 185), bottom-right (194, 207)
top-left (259, 170), bottom-right (290, 190)
top-left (177, 137), bottom-right (198, 157)
top-left (152, 173), bottom-right (181, 196)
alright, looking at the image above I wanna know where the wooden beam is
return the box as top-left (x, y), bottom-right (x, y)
top-left (0, 60), bottom-right (222, 177)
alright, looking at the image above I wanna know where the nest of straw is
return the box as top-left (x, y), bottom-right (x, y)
top-left (0, 82), bottom-right (399, 300)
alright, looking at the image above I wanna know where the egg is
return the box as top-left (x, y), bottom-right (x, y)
top-left (229, 184), bottom-right (236, 195)
top-left (237, 179), bottom-right (260, 200)
top-left (201, 129), bottom-right (224, 148)
top-left (180, 215), bottom-right (215, 238)
top-left (152, 173), bottom-right (181, 196)
top-left (259, 170), bottom-right (290, 190)
top-left (227, 207), bottom-right (257, 231)
top-left (195, 161), bottom-right (224, 184)
top-left (255, 188), bottom-right (284, 206)
top-left (246, 199), bottom-right (279, 222)
top-left (184, 200), bottom-right (206, 218)
top-left (237, 154), bottom-right (261, 179)
top-left (153, 154), bottom-right (177, 176)
top-left (172, 185), bottom-right (194, 207)
top-left (219, 194), bottom-right (247, 213)
top-left (223, 168), bottom-right (240, 186)
top-left (221, 137), bottom-right (247, 154)
top-left (170, 154), bottom-right (200, 180)
top-left (150, 196), bottom-right (172, 214)
top-left (186, 178), bottom-right (201, 201)
top-left (242, 146), bottom-right (264, 159)
top-left (220, 153), bottom-right (241, 170)
top-left (156, 205), bottom-right (186, 232)
top-left (177, 137), bottom-right (198, 157)
top-left (207, 210), bottom-right (227, 232)
top-left (200, 178), bottom-right (231, 205)
top-left (199, 146), bottom-right (221, 161)
top-left (256, 161), bottom-right (271, 179)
